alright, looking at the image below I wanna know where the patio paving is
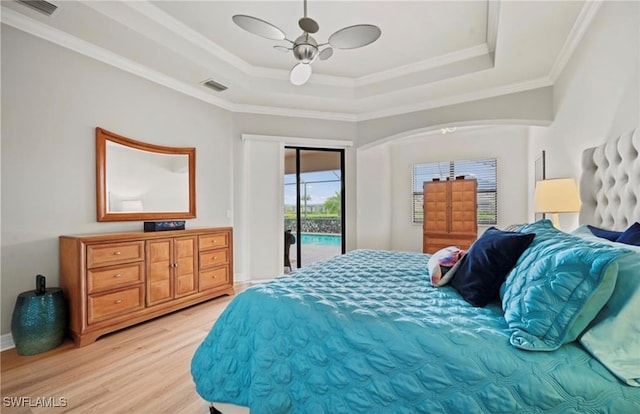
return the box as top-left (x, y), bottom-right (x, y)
top-left (285, 243), bottom-right (342, 274)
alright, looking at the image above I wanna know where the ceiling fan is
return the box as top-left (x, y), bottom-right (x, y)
top-left (232, 0), bottom-right (382, 86)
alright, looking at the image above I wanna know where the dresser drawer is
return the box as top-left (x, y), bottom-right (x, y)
top-left (199, 233), bottom-right (229, 251)
top-left (199, 249), bottom-right (229, 268)
top-left (424, 234), bottom-right (476, 254)
top-left (87, 241), bottom-right (144, 268)
top-left (87, 285), bottom-right (144, 324)
top-left (87, 263), bottom-right (144, 294)
top-left (199, 266), bottom-right (229, 291)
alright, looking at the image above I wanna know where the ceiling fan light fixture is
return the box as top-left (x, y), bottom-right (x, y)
top-left (290, 63), bottom-right (312, 86)
top-left (233, 0), bottom-right (382, 86)
top-left (293, 34), bottom-right (319, 64)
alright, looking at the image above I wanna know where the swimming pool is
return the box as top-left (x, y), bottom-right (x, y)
top-left (300, 233), bottom-right (342, 247)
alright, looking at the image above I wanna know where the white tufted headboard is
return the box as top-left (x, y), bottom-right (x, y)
top-left (579, 128), bottom-right (640, 230)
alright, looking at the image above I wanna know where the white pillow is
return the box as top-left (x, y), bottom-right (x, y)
top-left (428, 246), bottom-right (465, 287)
top-left (434, 259), bottom-right (464, 287)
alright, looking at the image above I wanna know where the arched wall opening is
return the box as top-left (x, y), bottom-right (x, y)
top-left (356, 123), bottom-right (540, 252)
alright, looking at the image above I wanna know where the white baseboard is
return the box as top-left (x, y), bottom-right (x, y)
top-left (1, 333), bottom-right (15, 351)
top-left (234, 272), bottom-right (248, 282)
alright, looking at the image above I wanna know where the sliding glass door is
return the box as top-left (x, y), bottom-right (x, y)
top-left (284, 147), bottom-right (345, 271)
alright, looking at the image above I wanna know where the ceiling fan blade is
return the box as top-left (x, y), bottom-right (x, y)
top-left (232, 15), bottom-right (286, 40)
top-left (274, 45), bottom-right (291, 53)
top-left (290, 63), bottom-right (312, 86)
top-left (299, 17), bottom-right (319, 34)
top-left (298, 0), bottom-right (318, 33)
top-left (328, 24), bottom-right (381, 49)
top-left (319, 47), bottom-right (333, 61)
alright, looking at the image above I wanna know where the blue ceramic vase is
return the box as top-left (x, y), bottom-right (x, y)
top-left (11, 288), bottom-right (68, 355)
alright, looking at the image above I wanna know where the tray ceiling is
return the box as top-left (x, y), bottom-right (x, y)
top-left (1, 0), bottom-right (596, 121)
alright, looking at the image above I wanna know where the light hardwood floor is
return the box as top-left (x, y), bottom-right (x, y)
top-left (1, 284), bottom-right (251, 414)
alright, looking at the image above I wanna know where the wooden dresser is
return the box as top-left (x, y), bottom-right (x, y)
top-left (60, 227), bottom-right (233, 346)
top-left (423, 178), bottom-right (477, 253)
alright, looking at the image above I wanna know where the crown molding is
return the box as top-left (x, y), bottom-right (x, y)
top-left (1, 6), bottom-right (234, 110)
top-left (88, 0), bottom-right (253, 74)
top-left (230, 76), bottom-right (554, 122)
top-left (355, 43), bottom-right (490, 87)
top-left (549, 0), bottom-right (603, 82)
top-left (355, 76), bottom-right (553, 121)
top-left (355, 0), bottom-right (499, 87)
top-left (486, 0), bottom-right (500, 55)
top-left (1, 6), bottom-right (360, 121)
top-left (230, 103), bottom-right (358, 122)
top-left (242, 134), bottom-right (353, 148)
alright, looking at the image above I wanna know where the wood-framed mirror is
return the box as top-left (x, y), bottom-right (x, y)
top-left (96, 127), bottom-right (196, 222)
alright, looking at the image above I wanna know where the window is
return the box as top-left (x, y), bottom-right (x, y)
top-left (412, 158), bottom-right (497, 225)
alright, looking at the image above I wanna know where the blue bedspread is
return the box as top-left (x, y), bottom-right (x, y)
top-left (191, 250), bottom-right (640, 413)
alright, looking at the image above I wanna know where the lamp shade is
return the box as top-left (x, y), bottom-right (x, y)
top-left (534, 178), bottom-right (581, 213)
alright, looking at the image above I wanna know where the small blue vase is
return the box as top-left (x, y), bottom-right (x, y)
top-left (11, 288), bottom-right (68, 355)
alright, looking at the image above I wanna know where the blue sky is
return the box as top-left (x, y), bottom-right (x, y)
top-left (284, 170), bottom-right (341, 205)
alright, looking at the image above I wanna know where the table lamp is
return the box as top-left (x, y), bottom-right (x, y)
top-left (534, 178), bottom-right (581, 229)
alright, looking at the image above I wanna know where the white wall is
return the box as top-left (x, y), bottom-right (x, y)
top-left (387, 126), bottom-right (529, 252)
top-left (1, 25), bottom-right (234, 335)
top-left (243, 140), bottom-right (284, 279)
top-left (356, 143), bottom-right (392, 250)
top-left (528, 1), bottom-right (639, 231)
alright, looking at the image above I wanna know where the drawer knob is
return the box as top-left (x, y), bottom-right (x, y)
top-left (114, 251), bottom-right (122, 256)
top-left (114, 299), bottom-right (122, 304)
top-left (212, 274), bottom-right (217, 279)
top-left (213, 256), bottom-right (217, 260)
top-left (114, 273), bottom-right (122, 278)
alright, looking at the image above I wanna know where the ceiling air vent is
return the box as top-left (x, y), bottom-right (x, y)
top-left (16, 0), bottom-right (58, 16)
top-left (202, 79), bottom-right (228, 93)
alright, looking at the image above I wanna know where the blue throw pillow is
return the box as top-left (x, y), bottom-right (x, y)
top-left (616, 222), bottom-right (640, 246)
top-left (587, 225), bottom-right (622, 241)
top-left (449, 227), bottom-right (535, 307)
top-left (501, 220), bottom-right (623, 351)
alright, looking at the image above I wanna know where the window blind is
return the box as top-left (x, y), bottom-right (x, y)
top-left (412, 158), bottom-right (497, 225)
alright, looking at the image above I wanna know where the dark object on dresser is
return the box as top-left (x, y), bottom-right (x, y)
top-left (143, 220), bottom-right (186, 232)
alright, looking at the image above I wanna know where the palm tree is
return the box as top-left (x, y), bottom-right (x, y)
top-left (323, 191), bottom-right (341, 216)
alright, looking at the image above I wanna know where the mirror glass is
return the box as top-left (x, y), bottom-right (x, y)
top-left (96, 127), bottom-right (196, 221)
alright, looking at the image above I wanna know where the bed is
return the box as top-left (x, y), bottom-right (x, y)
top-left (191, 128), bottom-right (640, 413)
